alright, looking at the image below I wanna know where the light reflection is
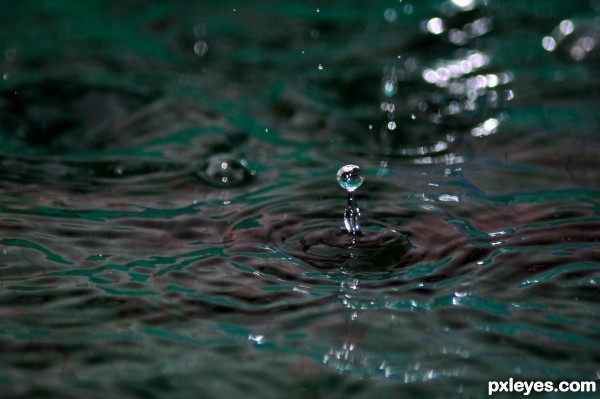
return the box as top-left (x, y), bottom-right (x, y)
top-left (382, 79), bottom-right (397, 97)
top-left (465, 17), bottom-right (492, 37)
top-left (384, 7), bottom-right (398, 23)
top-left (414, 153), bottom-right (464, 165)
top-left (193, 41), bottom-right (208, 56)
top-left (559, 19), bottom-right (575, 36)
top-left (427, 17), bottom-right (444, 35)
top-left (248, 334), bottom-right (265, 344)
top-left (377, 0), bottom-right (508, 166)
top-left (570, 36), bottom-right (596, 61)
top-left (486, 74), bottom-right (499, 87)
top-left (543, 18), bottom-right (598, 61)
top-left (323, 342), bottom-right (358, 369)
top-left (398, 141), bottom-right (448, 156)
top-left (420, 49), bottom-right (512, 129)
top-left (380, 102), bottom-right (395, 113)
top-left (448, 28), bottom-right (468, 45)
top-left (422, 50), bottom-right (490, 88)
top-left (423, 1), bottom-right (492, 45)
top-left (542, 36), bottom-right (557, 52)
top-left (439, 194), bottom-right (460, 202)
top-left (471, 117), bottom-right (499, 137)
top-left (451, 0), bottom-right (475, 9)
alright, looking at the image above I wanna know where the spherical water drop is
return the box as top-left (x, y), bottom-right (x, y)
top-left (337, 165), bottom-right (364, 192)
top-left (382, 79), bottom-right (397, 97)
top-left (384, 8), bottom-right (398, 23)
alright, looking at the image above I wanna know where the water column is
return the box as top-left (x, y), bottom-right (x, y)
top-left (336, 164), bottom-right (365, 236)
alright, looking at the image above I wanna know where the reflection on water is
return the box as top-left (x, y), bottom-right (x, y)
top-left (1, 1), bottom-right (600, 398)
top-left (543, 18), bottom-right (600, 62)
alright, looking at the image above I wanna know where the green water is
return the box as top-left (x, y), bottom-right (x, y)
top-left (1, 1), bottom-right (600, 398)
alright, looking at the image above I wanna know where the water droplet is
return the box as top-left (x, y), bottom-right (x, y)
top-left (387, 121), bottom-right (397, 130)
top-left (195, 155), bottom-right (254, 188)
top-left (337, 165), bottom-right (364, 236)
top-left (318, 64), bottom-right (324, 70)
top-left (193, 41), bottom-right (208, 56)
top-left (337, 165), bottom-right (364, 192)
top-left (559, 19), bottom-right (575, 36)
top-left (384, 8), bottom-right (397, 23)
top-left (426, 17), bottom-right (444, 35)
top-left (382, 79), bottom-right (397, 97)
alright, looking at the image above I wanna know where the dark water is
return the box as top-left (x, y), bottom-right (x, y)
top-left (1, 1), bottom-right (600, 398)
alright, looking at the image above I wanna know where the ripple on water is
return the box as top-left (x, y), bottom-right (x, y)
top-left (0, 79), bottom-right (252, 190)
top-left (280, 223), bottom-right (411, 271)
top-left (1, 1), bottom-right (600, 398)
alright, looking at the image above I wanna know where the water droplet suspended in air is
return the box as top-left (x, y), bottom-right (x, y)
top-left (337, 165), bottom-right (364, 236)
top-left (337, 164), bottom-right (364, 192)
top-left (382, 79), bottom-right (397, 97)
top-left (279, 164), bottom-right (410, 269)
top-left (384, 8), bottom-right (398, 23)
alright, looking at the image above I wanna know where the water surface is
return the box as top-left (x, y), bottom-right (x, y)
top-left (1, 1), bottom-right (600, 398)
